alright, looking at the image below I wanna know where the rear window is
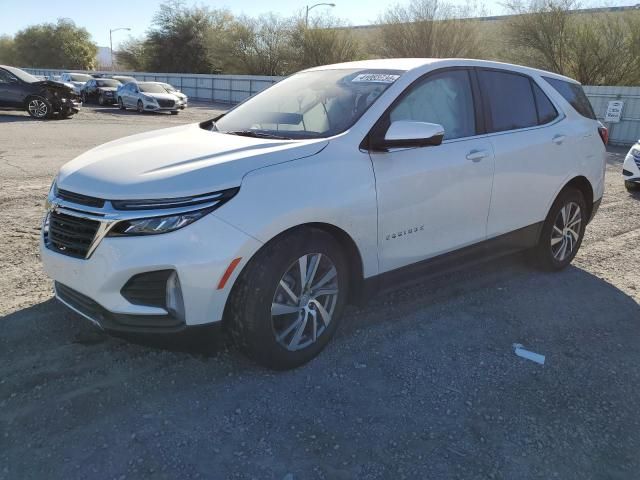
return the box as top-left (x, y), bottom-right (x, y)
top-left (478, 70), bottom-right (538, 132)
top-left (543, 77), bottom-right (595, 120)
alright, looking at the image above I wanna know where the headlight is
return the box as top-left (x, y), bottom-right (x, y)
top-left (631, 147), bottom-right (640, 158)
top-left (142, 95), bottom-right (156, 103)
top-left (108, 209), bottom-right (211, 236)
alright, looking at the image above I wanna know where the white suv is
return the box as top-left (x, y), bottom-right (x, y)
top-left (41, 59), bottom-right (607, 369)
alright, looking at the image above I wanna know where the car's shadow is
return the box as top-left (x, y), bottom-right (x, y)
top-left (0, 111), bottom-right (36, 123)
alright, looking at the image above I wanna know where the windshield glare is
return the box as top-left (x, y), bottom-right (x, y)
top-left (97, 79), bottom-right (120, 87)
top-left (70, 74), bottom-right (92, 82)
top-left (215, 69), bottom-right (404, 139)
top-left (139, 83), bottom-right (168, 94)
top-left (4, 66), bottom-right (39, 83)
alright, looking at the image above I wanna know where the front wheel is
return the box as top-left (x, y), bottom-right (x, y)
top-left (118, 97), bottom-right (126, 110)
top-left (137, 100), bottom-right (144, 113)
top-left (26, 96), bottom-right (52, 119)
top-left (227, 228), bottom-right (349, 370)
top-left (170, 110), bottom-right (179, 115)
top-left (527, 188), bottom-right (587, 271)
top-left (98, 94), bottom-right (105, 106)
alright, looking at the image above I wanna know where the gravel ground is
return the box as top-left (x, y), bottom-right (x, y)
top-left (1, 104), bottom-right (639, 479)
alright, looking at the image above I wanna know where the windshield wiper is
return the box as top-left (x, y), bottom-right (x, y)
top-left (224, 130), bottom-right (292, 140)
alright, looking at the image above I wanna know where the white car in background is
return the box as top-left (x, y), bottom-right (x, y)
top-left (117, 81), bottom-right (183, 114)
top-left (622, 141), bottom-right (640, 192)
top-left (41, 58), bottom-right (606, 370)
top-left (59, 72), bottom-right (93, 94)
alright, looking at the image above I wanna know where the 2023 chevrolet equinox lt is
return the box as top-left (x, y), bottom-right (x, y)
top-left (41, 59), bottom-right (606, 369)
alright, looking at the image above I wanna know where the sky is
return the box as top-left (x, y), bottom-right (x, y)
top-left (1, 0), bottom-right (507, 48)
top-left (1, 0), bottom-right (635, 48)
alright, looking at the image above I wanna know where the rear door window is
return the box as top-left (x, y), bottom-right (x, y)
top-left (543, 77), bottom-right (596, 120)
top-left (478, 70), bottom-right (538, 132)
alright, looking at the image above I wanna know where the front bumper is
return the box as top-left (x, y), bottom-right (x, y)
top-left (623, 149), bottom-right (640, 182)
top-left (41, 213), bottom-right (262, 332)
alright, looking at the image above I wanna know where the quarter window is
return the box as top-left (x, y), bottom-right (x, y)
top-left (532, 82), bottom-right (558, 125)
top-left (389, 70), bottom-right (476, 140)
top-left (478, 70), bottom-right (538, 132)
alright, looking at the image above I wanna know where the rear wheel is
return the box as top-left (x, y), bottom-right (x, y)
top-left (137, 100), bottom-right (144, 113)
top-left (625, 180), bottom-right (640, 192)
top-left (118, 97), bottom-right (126, 110)
top-left (227, 228), bottom-right (349, 370)
top-left (528, 188), bottom-right (586, 271)
top-left (26, 96), bottom-right (52, 119)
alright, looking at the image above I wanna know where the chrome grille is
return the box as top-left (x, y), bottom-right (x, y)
top-left (47, 211), bottom-right (100, 258)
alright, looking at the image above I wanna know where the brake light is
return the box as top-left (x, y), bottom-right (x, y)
top-left (598, 125), bottom-right (609, 145)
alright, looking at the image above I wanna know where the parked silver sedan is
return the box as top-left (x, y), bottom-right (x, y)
top-left (116, 81), bottom-right (183, 114)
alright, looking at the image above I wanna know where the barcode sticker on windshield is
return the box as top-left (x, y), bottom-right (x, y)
top-left (352, 74), bottom-right (400, 83)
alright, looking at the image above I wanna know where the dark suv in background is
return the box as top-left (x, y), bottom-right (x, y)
top-left (0, 65), bottom-right (80, 119)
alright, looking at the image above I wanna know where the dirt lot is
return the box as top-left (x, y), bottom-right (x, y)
top-left (1, 104), bottom-right (639, 480)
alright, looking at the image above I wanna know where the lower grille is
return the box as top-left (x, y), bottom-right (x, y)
top-left (635, 157), bottom-right (640, 169)
top-left (157, 98), bottom-right (175, 108)
top-left (47, 212), bottom-right (100, 258)
top-left (56, 282), bottom-right (106, 323)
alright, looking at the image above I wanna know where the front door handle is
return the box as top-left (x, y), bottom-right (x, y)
top-left (552, 134), bottom-right (566, 145)
top-left (466, 150), bottom-right (489, 162)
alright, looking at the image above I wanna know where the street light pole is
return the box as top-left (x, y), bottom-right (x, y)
top-left (109, 27), bottom-right (131, 70)
top-left (305, 3), bottom-right (336, 27)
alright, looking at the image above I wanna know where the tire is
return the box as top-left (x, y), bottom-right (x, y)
top-left (527, 188), bottom-right (587, 271)
top-left (137, 100), bottom-right (144, 113)
top-left (81, 92), bottom-right (88, 103)
top-left (98, 94), bottom-right (105, 106)
top-left (26, 96), bottom-right (53, 119)
top-left (58, 109), bottom-right (74, 119)
top-left (170, 110), bottom-right (179, 115)
top-left (118, 97), bottom-right (126, 110)
top-left (625, 180), bottom-right (640, 192)
top-left (227, 228), bottom-right (349, 370)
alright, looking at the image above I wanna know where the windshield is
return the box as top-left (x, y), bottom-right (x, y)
top-left (215, 69), bottom-right (404, 139)
top-left (70, 74), bottom-right (92, 82)
top-left (161, 83), bottom-right (177, 92)
top-left (96, 79), bottom-right (120, 87)
top-left (115, 76), bottom-right (136, 83)
top-left (4, 66), bottom-right (39, 83)
top-left (139, 83), bottom-right (169, 94)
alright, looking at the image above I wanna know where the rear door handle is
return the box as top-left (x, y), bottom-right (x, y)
top-left (466, 150), bottom-right (489, 162)
top-left (552, 134), bottom-right (566, 145)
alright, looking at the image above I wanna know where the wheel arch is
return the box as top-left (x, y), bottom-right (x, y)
top-left (225, 222), bottom-right (366, 323)
top-left (559, 175), bottom-right (594, 220)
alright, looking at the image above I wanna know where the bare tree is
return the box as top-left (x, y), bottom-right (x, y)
top-left (227, 14), bottom-right (295, 76)
top-left (375, 0), bottom-right (486, 58)
top-left (501, 0), bottom-right (640, 85)
top-left (288, 16), bottom-right (363, 71)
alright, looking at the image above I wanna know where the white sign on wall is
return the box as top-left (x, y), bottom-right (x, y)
top-left (604, 100), bottom-right (624, 123)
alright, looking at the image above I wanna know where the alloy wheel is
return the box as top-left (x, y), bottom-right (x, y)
top-left (271, 253), bottom-right (339, 352)
top-left (551, 201), bottom-right (582, 261)
top-left (27, 99), bottom-right (48, 118)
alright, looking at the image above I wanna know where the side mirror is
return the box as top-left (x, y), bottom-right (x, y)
top-left (378, 121), bottom-right (445, 149)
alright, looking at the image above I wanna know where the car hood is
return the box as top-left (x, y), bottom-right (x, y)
top-left (144, 92), bottom-right (178, 101)
top-left (57, 123), bottom-right (328, 200)
top-left (34, 80), bottom-right (76, 95)
top-left (98, 87), bottom-right (118, 92)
